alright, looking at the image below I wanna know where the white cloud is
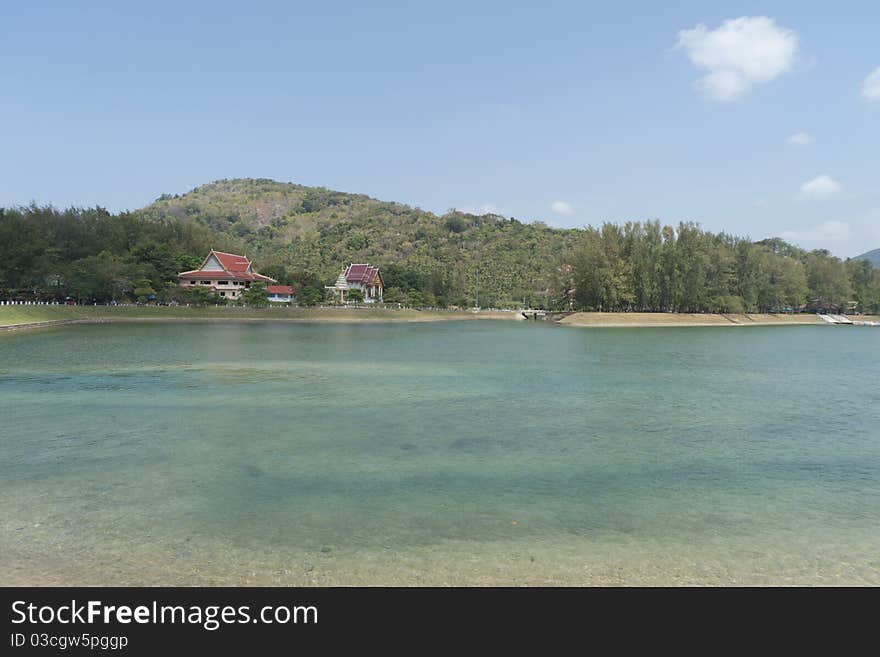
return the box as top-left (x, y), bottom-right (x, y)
top-left (782, 221), bottom-right (851, 244)
top-left (676, 16), bottom-right (798, 101)
top-left (551, 200), bottom-right (574, 215)
top-left (799, 175), bottom-right (842, 200)
top-left (787, 132), bottom-right (812, 145)
top-left (862, 66), bottom-right (880, 101)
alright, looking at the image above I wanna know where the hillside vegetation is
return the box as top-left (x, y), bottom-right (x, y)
top-left (138, 179), bottom-right (578, 307)
top-left (1, 178), bottom-right (879, 313)
top-left (0, 305), bottom-right (501, 327)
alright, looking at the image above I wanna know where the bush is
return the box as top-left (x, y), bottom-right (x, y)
top-left (383, 287), bottom-right (405, 304)
top-left (186, 286), bottom-right (217, 306)
top-left (445, 214), bottom-right (467, 233)
top-left (298, 285), bottom-right (323, 306)
top-left (240, 283), bottom-right (269, 307)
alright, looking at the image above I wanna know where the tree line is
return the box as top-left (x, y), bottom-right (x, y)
top-left (1, 205), bottom-right (877, 313)
top-left (565, 221), bottom-right (879, 314)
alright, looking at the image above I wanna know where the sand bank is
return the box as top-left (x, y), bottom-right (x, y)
top-left (556, 312), bottom-right (880, 328)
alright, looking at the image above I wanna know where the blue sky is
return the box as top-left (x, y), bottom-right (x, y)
top-left (1, 1), bottom-right (878, 256)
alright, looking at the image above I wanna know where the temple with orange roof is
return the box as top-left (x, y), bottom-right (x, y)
top-left (178, 250), bottom-right (276, 301)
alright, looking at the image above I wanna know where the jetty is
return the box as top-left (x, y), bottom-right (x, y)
top-left (818, 314), bottom-right (853, 325)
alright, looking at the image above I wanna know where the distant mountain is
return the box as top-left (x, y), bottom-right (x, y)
top-left (854, 248), bottom-right (880, 267)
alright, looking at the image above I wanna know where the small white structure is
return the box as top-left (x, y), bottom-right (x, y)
top-left (266, 285), bottom-right (295, 303)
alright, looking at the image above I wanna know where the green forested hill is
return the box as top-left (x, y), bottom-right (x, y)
top-left (854, 248), bottom-right (880, 268)
top-left (2, 178), bottom-right (879, 312)
top-left (136, 178), bottom-right (580, 306)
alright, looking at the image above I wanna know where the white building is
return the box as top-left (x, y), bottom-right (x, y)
top-left (178, 250), bottom-right (276, 301)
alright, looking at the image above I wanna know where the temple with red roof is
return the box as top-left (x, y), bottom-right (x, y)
top-left (326, 263), bottom-right (384, 303)
top-left (178, 250), bottom-right (276, 301)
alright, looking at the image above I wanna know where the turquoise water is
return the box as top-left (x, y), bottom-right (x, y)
top-left (1, 321), bottom-right (878, 585)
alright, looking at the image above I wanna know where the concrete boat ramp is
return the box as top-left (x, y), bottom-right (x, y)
top-left (819, 314), bottom-right (880, 326)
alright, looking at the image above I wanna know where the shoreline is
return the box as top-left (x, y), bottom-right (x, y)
top-left (0, 307), bottom-right (524, 332)
top-left (5, 537), bottom-right (877, 586)
top-left (5, 535), bottom-right (877, 586)
top-left (1, 306), bottom-right (877, 333)
top-left (556, 311), bottom-right (876, 328)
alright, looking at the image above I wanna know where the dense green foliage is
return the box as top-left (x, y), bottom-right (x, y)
top-left (569, 224), bottom-right (880, 314)
top-left (239, 282), bottom-right (269, 307)
top-left (1, 178), bottom-right (878, 313)
top-left (0, 204), bottom-right (211, 303)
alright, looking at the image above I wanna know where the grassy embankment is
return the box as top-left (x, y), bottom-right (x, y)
top-left (0, 305), bottom-right (522, 329)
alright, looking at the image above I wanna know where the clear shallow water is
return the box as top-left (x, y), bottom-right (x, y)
top-left (1, 321), bottom-right (878, 585)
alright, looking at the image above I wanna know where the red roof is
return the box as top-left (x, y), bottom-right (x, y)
top-left (212, 250), bottom-right (251, 273)
top-left (178, 271), bottom-right (274, 282)
top-left (266, 285), bottom-right (295, 295)
top-left (344, 264), bottom-right (381, 285)
top-left (177, 250), bottom-right (277, 283)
